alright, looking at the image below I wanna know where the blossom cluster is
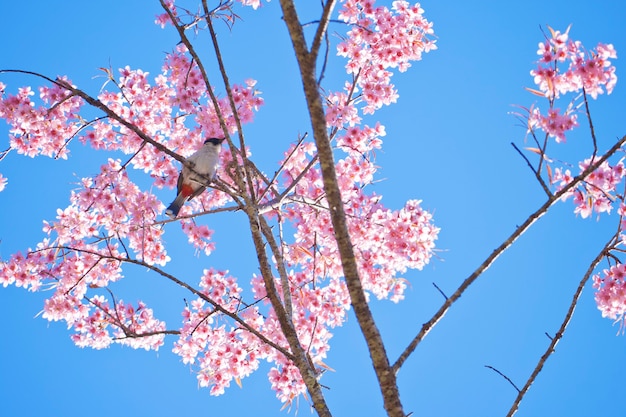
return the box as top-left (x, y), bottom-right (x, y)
top-left (0, 0), bottom-right (440, 407)
top-left (593, 263), bottom-right (626, 331)
top-left (551, 158), bottom-right (625, 219)
top-left (0, 79), bottom-right (83, 159)
top-left (522, 29), bottom-right (626, 329)
top-left (527, 30), bottom-right (622, 223)
top-left (527, 27), bottom-right (617, 143)
top-left (172, 270), bottom-right (264, 395)
top-left (532, 28), bottom-right (617, 99)
top-left (72, 297), bottom-right (167, 351)
top-left (336, 0), bottom-right (436, 115)
top-left (0, 9), bottom-right (264, 356)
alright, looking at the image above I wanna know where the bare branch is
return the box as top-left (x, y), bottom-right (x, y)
top-left (392, 134), bottom-right (626, 374)
top-left (431, 282), bottom-right (448, 300)
top-left (485, 365), bottom-right (521, 393)
top-left (506, 231), bottom-right (617, 417)
top-left (310, 0), bottom-right (337, 64)
top-left (511, 142), bottom-right (552, 197)
top-left (582, 88), bottom-right (598, 158)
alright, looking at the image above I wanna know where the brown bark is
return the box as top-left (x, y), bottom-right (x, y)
top-left (278, 1), bottom-right (406, 416)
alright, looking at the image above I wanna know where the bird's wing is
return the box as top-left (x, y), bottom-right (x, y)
top-left (187, 185), bottom-right (207, 201)
top-left (176, 170), bottom-right (184, 194)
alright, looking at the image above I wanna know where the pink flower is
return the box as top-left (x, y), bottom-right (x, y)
top-left (529, 27), bottom-right (617, 99)
top-left (0, 173), bottom-right (6, 192)
top-left (594, 264), bottom-right (626, 331)
top-left (336, 0), bottom-right (436, 114)
top-left (528, 106), bottom-right (578, 143)
top-left (0, 1), bottom-right (442, 405)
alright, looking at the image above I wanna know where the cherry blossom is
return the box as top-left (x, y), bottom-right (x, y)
top-left (550, 157), bottom-right (625, 221)
top-left (524, 29), bottom-right (626, 329)
top-left (593, 264), bottom-right (626, 332)
top-left (528, 106), bottom-right (578, 143)
top-left (0, 0), bottom-right (441, 407)
top-left (526, 27), bottom-right (617, 144)
top-left (336, 0), bottom-right (436, 114)
top-left (531, 27), bottom-right (617, 100)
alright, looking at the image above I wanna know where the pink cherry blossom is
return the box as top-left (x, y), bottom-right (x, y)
top-left (528, 106), bottom-right (578, 143)
top-left (336, 0), bottom-right (436, 114)
top-left (530, 28), bottom-right (617, 100)
top-left (526, 28), bottom-right (616, 145)
top-left (0, 0), bottom-right (441, 407)
top-left (593, 264), bottom-right (626, 332)
top-left (0, 172), bottom-right (6, 192)
top-left (550, 158), bottom-right (625, 219)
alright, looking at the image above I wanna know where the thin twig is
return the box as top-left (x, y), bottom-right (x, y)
top-left (511, 142), bottom-right (551, 197)
top-left (203, 1), bottom-right (258, 201)
top-left (258, 215), bottom-right (294, 321)
top-left (256, 132), bottom-right (308, 205)
top-left (431, 282), bottom-right (448, 300)
top-left (485, 365), bottom-right (521, 393)
top-left (582, 88), bottom-right (598, 158)
top-left (0, 146), bottom-right (11, 162)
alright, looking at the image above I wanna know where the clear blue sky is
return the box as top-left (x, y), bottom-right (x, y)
top-left (1, 1), bottom-right (626, 416)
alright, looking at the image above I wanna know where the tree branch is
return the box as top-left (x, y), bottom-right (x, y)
top-left (511, 142), bottom-right (552, 197)
top-left (310, 0), bottom-right (336, 63)
top-left (506, 230), bottom-right (618, 416)
top-left (50, 245), bottom-right (294, 361)
top-left (243, 206), bottom-right (332, 417)
top-left (203, 0), bottom-right (258, 201)
top-left (0, 69), bottom-right (186, 165)
top-left (392, 134), bottom-right (626, 374)
top-left (485, 365), bottom-right (520, 393)
top-left (278, 1), bottom-right (406, 416)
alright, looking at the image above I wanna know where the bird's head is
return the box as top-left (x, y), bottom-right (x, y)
top-left (204, 138), bottom-right (225, 146)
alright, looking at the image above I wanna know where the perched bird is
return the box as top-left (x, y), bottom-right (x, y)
top-left (165, 137), bottom-right (225, 218)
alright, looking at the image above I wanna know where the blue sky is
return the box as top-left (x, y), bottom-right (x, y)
top-left (1, 1), bottom-right (626, 416)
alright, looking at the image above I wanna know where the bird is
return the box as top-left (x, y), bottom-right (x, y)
top-left (165, 137), bottom-right (225, 218)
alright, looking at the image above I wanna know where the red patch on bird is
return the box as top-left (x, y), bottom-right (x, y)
top-left (181, 183), bottom-right (195, 198)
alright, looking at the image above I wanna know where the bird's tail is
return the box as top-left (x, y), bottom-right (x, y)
top-left (165, 194), bottom-right (186, 219)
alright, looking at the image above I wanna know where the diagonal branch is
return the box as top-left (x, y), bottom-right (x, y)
top-left (52, 245), bottom-right (294, 361)
top-left (0, 69), bottom-right (186, 165)
top-left (506, 231), bottom-right (617, 417)
top-left (310, 0), bottom-right (337, 63)
top-left (392, 134), bottom-right (626, 374)
top-left (511, 142), bottom-right (552, 197)
top-left (485, 365), bottom-right (521, 393)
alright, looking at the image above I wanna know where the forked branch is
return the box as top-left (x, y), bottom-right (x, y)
top-left (392, 134), bottom-right (626, 374)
